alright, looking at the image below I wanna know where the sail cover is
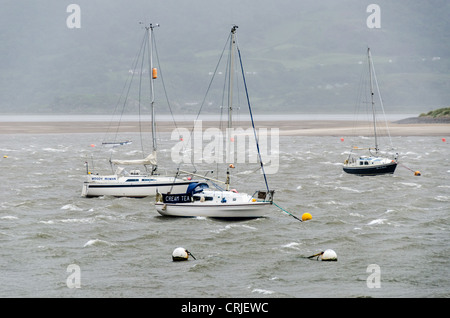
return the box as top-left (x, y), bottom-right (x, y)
top-left (111, 151), bottom-right (157, 166)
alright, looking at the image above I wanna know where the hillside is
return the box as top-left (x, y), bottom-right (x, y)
top-left (395, 107), bottom-right (450, 124)
top-left (0, 0), bottom-right (449, 114)
top-left (420, 107), bottom-right (450, 118)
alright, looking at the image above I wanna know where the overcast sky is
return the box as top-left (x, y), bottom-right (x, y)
top-left (1, 0), bottom-right (448, 113)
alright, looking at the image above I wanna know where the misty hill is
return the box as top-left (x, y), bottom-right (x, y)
top-left (0, 0), bottom-right (449, 115)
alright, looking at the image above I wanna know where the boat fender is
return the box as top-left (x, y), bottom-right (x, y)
top-left (221, 197), bottom-right (227, 203)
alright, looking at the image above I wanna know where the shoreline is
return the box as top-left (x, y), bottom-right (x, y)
top-left (0, 120), bottom-right (448, 136)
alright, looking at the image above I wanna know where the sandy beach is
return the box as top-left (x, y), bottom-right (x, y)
top-left (0, 120), bottom-right (448, 136)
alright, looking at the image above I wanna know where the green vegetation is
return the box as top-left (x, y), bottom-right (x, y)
top-left (419, 107), bottom-right (450, 118)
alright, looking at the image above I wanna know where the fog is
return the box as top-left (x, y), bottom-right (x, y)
top-left (0, 0), bottom-right (449, 114)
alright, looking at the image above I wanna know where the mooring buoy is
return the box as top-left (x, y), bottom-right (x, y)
top-left (172, 247), bottom-right (196, 261)
top-left (321, 249), bottom-right (338, 261)
top-left (307, 249), bottom-right (337, 261)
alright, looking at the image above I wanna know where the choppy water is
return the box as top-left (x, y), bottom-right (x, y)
top-left (0, 132), bottom-right (449, 298)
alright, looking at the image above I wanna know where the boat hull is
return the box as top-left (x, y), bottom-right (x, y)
top-left (82, 180), bottom-right (194, 198)
top-left (343, 162), bottom-right (397, 175)
top-left (155, 201), bottom-right (271, 218)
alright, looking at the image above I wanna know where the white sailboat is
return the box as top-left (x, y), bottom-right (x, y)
top-left (155, 25), bottom-right (274, 218)
top-left (343, 48), bottom-right (398, 176)
top-left (82, 23), bottom-right (195, 198)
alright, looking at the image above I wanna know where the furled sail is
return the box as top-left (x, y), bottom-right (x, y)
top-left (111, 151), bottom-right (157, 166)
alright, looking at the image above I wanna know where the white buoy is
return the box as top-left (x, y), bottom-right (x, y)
top-left (172, 247), bottom-right (196, 261)
top-left (172, 247), bottom-right (189, 261)
top-left (321, 249), bottom-right (337, 261)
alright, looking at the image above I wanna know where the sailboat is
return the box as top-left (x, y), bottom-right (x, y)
top-left (155, 25), bottom-right (274, 218)
top-left (343, 47), bottom-right (398, 175)
top-left (81, 23), bottom-right (195, 198)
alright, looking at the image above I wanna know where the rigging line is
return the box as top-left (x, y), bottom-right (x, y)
top-left (370, 53), bottom-right (394, 149)
top-left (217, 54), bottom-right (230, 180)
top-left (152, 31), bottom-right (181, 140)
top-left (103, 69), bottom-right (132, 144)
top-left (351, 61), bottom-right (366, 142)
top-left (236, 44), bottom-right (270, 194)
top-left (148, 25), bottom-right (158, 155)
top-left (104, 31), bottom-right (147, 144)
top-left (109, 31), bottom-right (147, 164)
top-left (220, 47), bottom-right (231, 132)
top-left (195, 32), bottom-right (232, 124)
top-left (138, 29), bottom-right (148, 160)
top-left (174, 32), bottom-right (232, 174)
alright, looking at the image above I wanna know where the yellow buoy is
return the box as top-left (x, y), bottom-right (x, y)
top-left (301, 213), bottom-right (312, 221)
top-left (3, 155), bottom-right (7, 158)
top-left (152, 68), bottom-right (157, 79)
top-left (414, 171), bottom-right (421, 176)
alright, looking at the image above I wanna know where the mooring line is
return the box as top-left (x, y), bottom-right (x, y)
top-left (273, 202), bottom-right (303, 222)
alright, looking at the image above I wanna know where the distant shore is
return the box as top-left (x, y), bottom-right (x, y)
top-left (0, 120), bottom-right (448, 136)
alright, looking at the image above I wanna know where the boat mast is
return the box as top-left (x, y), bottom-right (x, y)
top-left (228, 25), bottom-right (238, 131)
top-left (225, 25), bottom-right (238, 191)
top-left (147, 23), bottom-right (159, 172)
top-left (368, 47), bottom-right (378, 153)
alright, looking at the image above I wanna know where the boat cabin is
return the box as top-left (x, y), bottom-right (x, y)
top-left (358, 156), bottom-right (379, 165)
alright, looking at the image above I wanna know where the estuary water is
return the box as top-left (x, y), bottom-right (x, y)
top-left (0, 132), bottom-right (448, 298)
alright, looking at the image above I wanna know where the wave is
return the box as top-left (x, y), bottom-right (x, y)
top-left (398, 182), bottom-right (422, 189)
top-left (434, 196), bottom-right (449, 202)
top-left (367, 218), bottom-right (389, 226)
top-left (42, 147), bottom-right (67, 153)
top-left (1, 215), bottom-right (18, 220)
top-left (83, 239), bottom-right (115, 247)
top-left (281, 242), bottom-right (302, 250)
top-left (335, 186), bottom-right (362, 193)
top-left (60, 204), bottom-right (83, 211)
top-left (210, 224), bottom-right (257, 234)
top-left (251, 288), bottom-right (274, 295)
